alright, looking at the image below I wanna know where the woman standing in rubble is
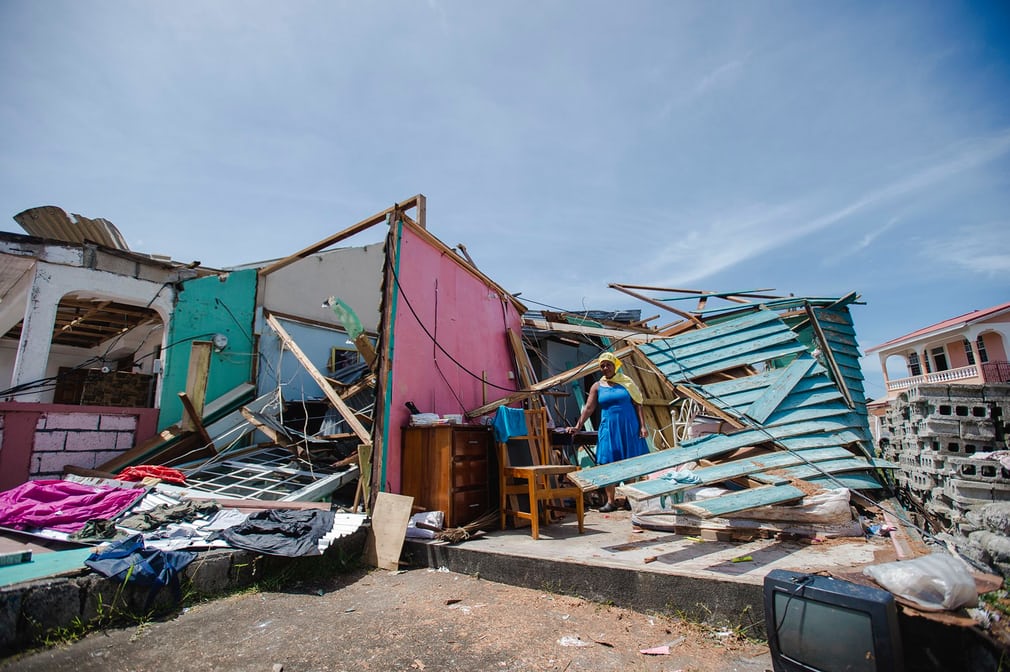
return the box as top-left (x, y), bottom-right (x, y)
top-left (568, 352), bottom-right (649, 512)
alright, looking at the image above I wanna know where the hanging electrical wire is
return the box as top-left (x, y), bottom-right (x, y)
top-left (386, 252), bottom-right (519, 394)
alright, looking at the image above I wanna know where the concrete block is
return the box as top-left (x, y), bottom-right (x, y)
top-left (34, 450), bottom-right (92, 474)
top-left (42, 413), bottom-right (100, 431)
top-left (99, 414), bottom-right (137, 431)
top-left (0, 587), bottom-right (26, 655)
top-left (115, 432), bottom-right (136, 451)
top-left (65, 430), bottom-right (118, 451)
top-left (923, 419), bottom-right (960, 434)
top-left (960, 422), bottom-right (996, 441)
top-left (32, 430), bottom-right (67, 452)
top-left (229, 550), bottom-right (260, 587)
top-left (21, 582), bottom-right (81, 632)
top-left (80, 574), bottom-right (116, 623)
top-left (186, 551), bottom-right (233, 595)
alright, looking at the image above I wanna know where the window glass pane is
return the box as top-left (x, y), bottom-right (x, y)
top-left (977, 336), bottom-right (989, 363)
top-left (907, 352), bottom-right (921, 376)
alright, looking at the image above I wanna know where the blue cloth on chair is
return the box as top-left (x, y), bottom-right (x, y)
top-left (493, 406), bottom-right (529, 443)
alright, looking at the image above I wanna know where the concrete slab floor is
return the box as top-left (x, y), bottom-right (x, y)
top-left (433, 508), bottom-right (889, 583)
top-left (407, 507), bottom-right (894, 636)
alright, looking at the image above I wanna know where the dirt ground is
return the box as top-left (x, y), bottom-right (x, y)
top-left (1, 566), bottom-right (772, 672)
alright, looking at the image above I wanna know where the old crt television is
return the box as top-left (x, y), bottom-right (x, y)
top-left (764, 569), bottom-right (904, 672)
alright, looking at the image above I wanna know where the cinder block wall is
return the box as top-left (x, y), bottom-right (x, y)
top-left (0, 403), bottom-right (159, 488)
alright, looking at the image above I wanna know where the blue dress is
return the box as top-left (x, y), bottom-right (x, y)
top-left (595, 383), bottom-right (648, 464)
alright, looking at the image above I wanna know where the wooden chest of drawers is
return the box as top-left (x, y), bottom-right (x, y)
top-left (400, 425), bottom-right (493, 528)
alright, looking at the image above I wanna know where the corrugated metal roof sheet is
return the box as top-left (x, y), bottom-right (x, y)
top-left (14, 205), bottom-right (130, 250)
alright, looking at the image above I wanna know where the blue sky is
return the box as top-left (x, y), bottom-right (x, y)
top-left (1, 1), bottom-right (1008, 399)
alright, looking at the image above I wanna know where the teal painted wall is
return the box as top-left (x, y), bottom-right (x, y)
top-left (157, 269), bottom-right (257, 431)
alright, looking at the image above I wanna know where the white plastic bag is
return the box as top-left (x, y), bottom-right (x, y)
top-left (862, 552), bottom-right (977, 612)
top-left (405, 510), bottom-right (444, 539)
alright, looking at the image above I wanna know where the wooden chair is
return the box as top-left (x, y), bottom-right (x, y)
top-left (498, 408), bottom-right (585, 540)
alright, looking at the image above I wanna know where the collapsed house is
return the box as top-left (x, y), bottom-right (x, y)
top-left (480, 287), bottom-right (898, 539)
top-left (4, 197), bottom-right (1009, 664)
top-left (0, 196), bottom-right (526, 510)
top-left (0, 207), bottom-right (212, 488)
top-left (0, 196), bottom-right (528, 634)
top-left (0, 201), bottom-right (899, 532)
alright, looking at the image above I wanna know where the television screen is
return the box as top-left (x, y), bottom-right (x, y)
top-left (764, 569), bottom-right (903, 672)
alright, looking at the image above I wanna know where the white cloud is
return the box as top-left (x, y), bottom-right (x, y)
top-left (631, 129), bottom-right (1010, 287)
top-left (694, 56), bottom-right (749, 97)
top-left (922, 224), bottom-right (1010, 275)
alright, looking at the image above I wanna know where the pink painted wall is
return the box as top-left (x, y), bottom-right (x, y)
top-left (0, 402), bottom-right (159, 490)
top-left (982, 331), bottom-right (1008, 361)
top-left (383, 224), bottom-right (522, 492)
top-left (948, 339), bottom-right (970, 368)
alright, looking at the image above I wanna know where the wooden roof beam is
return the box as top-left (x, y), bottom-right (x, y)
top-left (258, 194), bottom-right (424, 277)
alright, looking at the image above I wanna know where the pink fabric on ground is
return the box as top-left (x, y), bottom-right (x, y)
top-left (0, 479), bottom-right (145, 533)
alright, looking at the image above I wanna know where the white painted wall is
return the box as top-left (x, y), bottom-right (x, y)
top-left (259, 243), bottom-right (385, 332)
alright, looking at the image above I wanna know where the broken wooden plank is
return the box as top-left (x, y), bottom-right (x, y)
top-left (744, 357), bottom-right (815, 424)
top-left (178, 392), bottom-right (214, 448)
top-left (748, 457), bottom-right (897, 485)
top-left (364, 492), bottom-right (414, 571)
top-left (264, 311), bottom-right (371, 444)
top-left (521, 317), bottom-right (663, 342)
top-left (607, 283), bottom-right (707, 327)
top-left (180, 341), bottom-right (212, 433)
top-left (507, 327), bottom-right (542, 411)
top-left (802, 472), bottom-right (889, 491)
top-left (804, 304), bottom-right (855, 409)
top-left (241, 407), bottom-right (292, 447)
top-left (569, 418), bottom-right (865, 491)
top-left (98, 383), bottom-right (258, 472)
top-left (465, 343), bottom-right (637, 418)
top-left (674, 484), bottom-right (806, 518)
top-left (618, 446), bottom-right (857, 501)
top-left (354, 332), bottom-right (378, 368)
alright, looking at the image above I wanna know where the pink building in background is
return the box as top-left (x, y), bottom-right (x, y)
top-left (866, 300), bottom-right (1010, 402)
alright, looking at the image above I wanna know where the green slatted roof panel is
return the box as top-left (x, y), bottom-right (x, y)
top-left (809, 304), bottom-right (872, 447)
top-left (571, 300), bottom-right (883, 518)
top-left (637, 309), bottom-right (807, 383)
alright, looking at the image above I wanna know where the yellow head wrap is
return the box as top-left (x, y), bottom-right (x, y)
top-left (597, 353), bottom-right (643, 404)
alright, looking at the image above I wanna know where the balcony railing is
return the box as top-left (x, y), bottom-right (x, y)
top-left (885, 360), bottom-right (1010, 392)
top-left (982, 360), bottom-right (1010, 383)
top-left (886, 364), bottom-right (978, 392)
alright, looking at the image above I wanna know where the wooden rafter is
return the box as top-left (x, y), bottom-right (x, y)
top-left (258, 195), bottom-right (425, 277)
top-left (264, 311), bottom-right (372, 444)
